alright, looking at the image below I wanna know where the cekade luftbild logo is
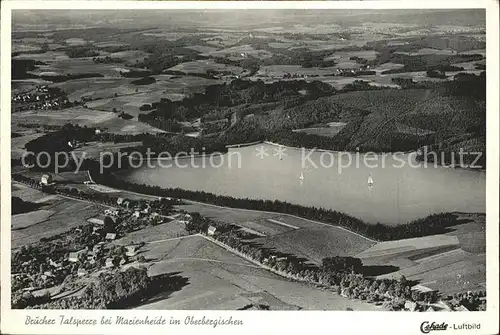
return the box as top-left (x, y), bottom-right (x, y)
top-left (420, 322), bottom-right (449, 334)
top-left (420, 321), bottom-right (481, 333)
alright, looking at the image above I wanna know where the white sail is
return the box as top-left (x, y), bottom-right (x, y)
top-left (367, 174), bottom-right (374, 186)
top-left (299, 172), bottom-right (304, 181)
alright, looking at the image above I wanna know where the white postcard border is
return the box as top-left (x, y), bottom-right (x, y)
top-left (1, 1), bottom-right (499, 335)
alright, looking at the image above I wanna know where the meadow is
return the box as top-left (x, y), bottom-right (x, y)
top-left (137, 235), bottom-right (380, 310)
top-left (357, 213), bottom-right (485, 294)
top-left (166, 59), bottom-right (245, 76)
top-left (11, 183), bottom-right (105, 249)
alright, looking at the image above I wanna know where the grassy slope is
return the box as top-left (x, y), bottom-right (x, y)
top-left (138, 235), bottom-right (380, 310)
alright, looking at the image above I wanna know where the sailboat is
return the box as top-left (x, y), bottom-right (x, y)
top-left (299, 172), bottom-right (304, 182)
top-left (367, 173), bottom-right (374, 187)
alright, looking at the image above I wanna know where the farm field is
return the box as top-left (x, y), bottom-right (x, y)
top-left (292, 125), bottom-right (345, 137)
top-left (71, 141), bottom-right (142, 159)
top-left (11, 107), bottom-right (165, 135)
top-left (110, 220), bottom-right (188, 246)
top-left (176, 201), bottom-right (375, 264)
top-left (166, 59), bottom-right (246, 76)
top-left (184, 45), bottom-right (219, 53)
top-left (108, 50), bottom-right (151, 63)
top-left (357, 214), bottom-right (485, 294)
top-left (394, 48), bottom-right (457, 56)
top-left (324, 50), bottom-right (379, 62)
top-left (13, 50), bottom-right (70, 62)
top-left (29, 58), bottom-right (126, 77)
top-left (20, 170), bottom-right (92, 184)
top-left (253, 227), bottom-right (376, 265)
top-left (176, 202), bottom-right (279, 224)
top-left (201, 44), bottom-right (273, 59)
top-left (52, 77), bottom-right (136, 101)
top-left (136, 235), bottom-right (380, 310)
top-left (257, 65), bottom-right (338, 78)
top-left (11, 183), bottom-right (105, 249)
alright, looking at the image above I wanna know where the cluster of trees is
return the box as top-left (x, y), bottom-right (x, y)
top-left (23, 124), bottom-right (98, 167)
top-left (25, 267), bottom-right (151, 309)
top-left (130, 43), bottom-right (199, 74)
top-left (16, 123), bottom-right (63, 130)
top-left (92, 56), bottom-right (123, 64)
top-left (380, 54), bottom-right (483, 75)
top-left (26, 267), bottom-right (187, 309)
top-left (131, 76), bottom-right (156, 85)
top-left (183, 212), bottom-right (209, 234)
top-left (137, 115), bottom-right (182, 132)
top-left (65, 46), bottom-right (99, 59)
top-left (11, 223), bottom-right (100, 295)
top-left (12, 197), bottom-right (40, 215)
top-left (120, 69), bottom-right (153, 78)
top-left (448, 290), bottom-right (486, 311)
top-left (138, 79), bottom-right (335, 132)
top-left (12, 59), bottom-right (37, 80)
top-left (322, 256), bottom-right (363, 273)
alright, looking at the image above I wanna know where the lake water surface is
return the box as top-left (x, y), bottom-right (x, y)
top-left (118, 143), bottom-right (485, 225)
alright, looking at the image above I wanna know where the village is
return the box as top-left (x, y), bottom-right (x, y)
top-left (12, 85), bottom-right (73, 112)
top-left (12, 174), bottom-right (214, 301)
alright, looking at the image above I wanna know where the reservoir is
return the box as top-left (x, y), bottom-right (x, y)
top-left (117, 143), bottom-right (486, 225)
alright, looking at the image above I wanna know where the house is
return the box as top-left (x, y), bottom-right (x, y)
top-left (455, 305), bottom-right (469, 312)
top-left (404, 300), bottom-right (418, 312)
top-left (88, 217), bottom-right (104, 225)
top-left (93, 243), bottom-right (104, 254)
top-left (105, 258), bottom-right (114, 268)
top-left (68, 249), bottom-right (87, 263)
top-left (92, 226), bottom-right (102, 234)
top-left (95, 129), bottom-right (101, 135)
top-left (178, 214), bottom-right (192, 224)
top-left (412, 284), bottom-right (435, 294)
top-left (117, 197), bottom-right (125, 206)
top-left (133, 211), bottom-right (141, 218)
top-left (105, 209), bottom-right (120, 217)
top-left (77, 268), bottom-right (88, 277)
top-left (340, 287), bottom-right (350, 298)
top-left (40, 174), bottom-right (53, 186)
top-left (437, 300), bottom-right (453, 311)
top-left (125, 245), bottom-right (137, 257)
top-left (207, 226), bottom-right (217, 236)
top-left (119, 257), bottom-right (128, 266)
top-left (426, 306), bottom-right (437, 312)
top-left (48, 258), bottom-right (62, 269)
top-left (105, 233), bottom-right (117, 241)
top-left (43, 271), bottom-right (54, 278)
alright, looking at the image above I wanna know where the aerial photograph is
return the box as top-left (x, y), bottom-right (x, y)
top-left (10, 9), bottom-right (486, 311)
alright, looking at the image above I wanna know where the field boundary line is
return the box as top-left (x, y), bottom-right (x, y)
top-left (154, 256), bottom-right (262, 269)
top-left (266, 218), bottom-right (299, 230)
top-left (146, 235), bottom-right (195, 245)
